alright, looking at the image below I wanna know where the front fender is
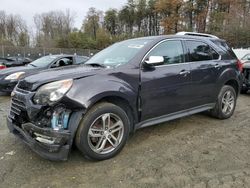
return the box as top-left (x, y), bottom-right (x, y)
top-left (66, 75), bottom-right (138, 112)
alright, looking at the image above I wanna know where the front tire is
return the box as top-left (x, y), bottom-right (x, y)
top-left (210, 85), bottom-right (237, 119)
top-left (76, 102), bottom-right (130, 161)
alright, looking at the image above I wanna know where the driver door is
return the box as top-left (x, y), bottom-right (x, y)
top-left (140, 40), bottom-right (192, 121)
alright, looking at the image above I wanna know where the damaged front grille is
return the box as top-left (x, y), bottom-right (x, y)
top-left (10, 87), bottom-right (28, 119)
top-left (18, 80), bottom-right (33, 91)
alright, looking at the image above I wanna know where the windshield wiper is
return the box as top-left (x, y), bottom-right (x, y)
top-left (85, 63), bottom-right (106, 68)
top-left (29, 63), bottom-right (37, 67)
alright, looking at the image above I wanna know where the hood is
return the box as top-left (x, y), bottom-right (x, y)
top-left (23, 65), bottom-right (102, 90)
top-left (0, 66), bottom-right (33, 77)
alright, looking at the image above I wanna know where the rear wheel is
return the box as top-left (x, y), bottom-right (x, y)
top-left (76, 102), bottom-right (130, 160)
top-left (210, 85), bottom-right (236, 119)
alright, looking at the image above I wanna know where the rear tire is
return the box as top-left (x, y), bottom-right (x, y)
top-left (76, 102), bottom-right (130, 161)
top-left (210, 85), bottom-right (236, 119)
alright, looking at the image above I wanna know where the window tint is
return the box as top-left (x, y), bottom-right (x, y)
top-left (75, 56), bottom-right (88, 64)
top-left (211, 48), bottom-right (220, 59)
top-left (187, 41), bottom-right (219, 62)
top-left (148, 40), bottom-right (184, 65)
top-left (212, 40), bottom-right (237, 59)
top-left (51, 57), bottom-right (73, 68)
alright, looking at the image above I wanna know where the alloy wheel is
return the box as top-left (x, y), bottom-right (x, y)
top-left (221, 90), bottom-right (235, 115)
top-left (87, 113), bottom-right (124, 154)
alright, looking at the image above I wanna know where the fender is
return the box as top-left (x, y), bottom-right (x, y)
top-left (216, 66), bottom-right (241, 95)
top-left (65, 74), bottom-right (139, 119)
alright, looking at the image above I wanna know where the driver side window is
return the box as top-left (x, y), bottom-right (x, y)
top-left (51, 57), bottom-right (73, 68)
top-left (148, 40), bottom-right (184, 65)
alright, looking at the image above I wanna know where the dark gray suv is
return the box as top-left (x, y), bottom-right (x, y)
top-left (7, 33), bottom-right (242, 161)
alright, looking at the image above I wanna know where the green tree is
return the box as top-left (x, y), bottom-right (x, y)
top-left (104, 9), bottom-right (118, 35)
top-left (83, 7), bottom-right (101, 40)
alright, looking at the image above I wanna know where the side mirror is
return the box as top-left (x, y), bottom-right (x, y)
top-left (145, 56), bottom-right (164, 66)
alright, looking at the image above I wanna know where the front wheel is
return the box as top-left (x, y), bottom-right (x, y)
top-left (76, 102), bottom-right (130, 161)
top-left (210, 85), bottom-right (237, 119)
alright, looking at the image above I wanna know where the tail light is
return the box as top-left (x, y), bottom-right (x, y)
top-left (237, 60), bottom-right (243, 72)
top-left (0, 64), bottom-right (6, 70)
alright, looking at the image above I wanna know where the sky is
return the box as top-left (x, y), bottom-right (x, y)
top-left (1, 0), bottom-right (127, 29)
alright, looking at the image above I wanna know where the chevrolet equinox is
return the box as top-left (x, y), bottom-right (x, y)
top-left (7, 33), bottom-right (242, 161)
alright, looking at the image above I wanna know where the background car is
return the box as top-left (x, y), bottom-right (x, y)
top-left (241, 62), bottom-right (250, 93)
top-left (0, 62), bottom-right (6, 70)
top-left (241, 53), bottom-right (250, 64)
top-left (0, 57), bottom-right (33, 68)
top-left (0, 54), bottom-right (89, 93)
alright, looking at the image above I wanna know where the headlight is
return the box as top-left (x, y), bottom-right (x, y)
top-left (33, 79), bottom-right (73, 105)
top-left (5, 72), bottom-right (25, 80)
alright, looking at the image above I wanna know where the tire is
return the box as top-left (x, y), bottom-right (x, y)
top-left (76, 102), bottom-right (130, 161)
top-left (210, 85), bottom-right (237, 119)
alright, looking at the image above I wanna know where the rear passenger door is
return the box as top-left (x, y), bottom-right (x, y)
top-left (184, 40), bottom-right (221, 107)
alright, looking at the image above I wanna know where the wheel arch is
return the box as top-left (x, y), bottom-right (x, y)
top-left (224, 79), bottom-right (240, 96)
top-left (86, 94), bottom-right (138, 133)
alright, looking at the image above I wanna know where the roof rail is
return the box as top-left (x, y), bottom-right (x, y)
top-left (176, 32), bottom-right (219, 39)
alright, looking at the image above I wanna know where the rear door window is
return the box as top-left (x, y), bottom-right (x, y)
top-left (186, 41), bottom-right (220, 62)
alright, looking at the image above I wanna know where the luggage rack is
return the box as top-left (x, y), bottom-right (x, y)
top-left (176, 31), bottom-right (219, 39)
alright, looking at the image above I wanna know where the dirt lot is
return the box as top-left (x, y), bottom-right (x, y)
top-left (0, 94), bottom-right (250, 188)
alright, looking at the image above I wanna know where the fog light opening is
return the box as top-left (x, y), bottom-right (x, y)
top-left (34, 133), bottom-right (56, 145)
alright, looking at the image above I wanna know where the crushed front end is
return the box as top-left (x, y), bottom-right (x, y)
top-left (7, 79), bottom-right (83, 161)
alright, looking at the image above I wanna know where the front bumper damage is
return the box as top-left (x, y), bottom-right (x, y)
top-left (7, 87), bottom-right (84, 161)
top-left (7, 118), bottom-right (71, 161)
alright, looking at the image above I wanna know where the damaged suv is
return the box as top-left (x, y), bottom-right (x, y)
top-left (7, 33), bottom-right (242, 161)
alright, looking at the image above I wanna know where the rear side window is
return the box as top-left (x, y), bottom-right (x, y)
top-left (186, 41), bottom-right (219, 62)
top-left (212, 40), bottom-right (237, 59)
top-left (148, 40), bottom-right (184, 65)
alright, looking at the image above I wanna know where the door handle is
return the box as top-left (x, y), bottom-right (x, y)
top-left (179, 70), bottom-right (190, 76)
top-left (214, 64), bottom-right (221, 69)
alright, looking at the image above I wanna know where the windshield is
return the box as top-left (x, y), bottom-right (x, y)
top-left (242, 54), bottom-right (250, 60)
top-left (28, 56), bottom-right (57, 68)
top-left (85, 39), bottom-right (152, 67)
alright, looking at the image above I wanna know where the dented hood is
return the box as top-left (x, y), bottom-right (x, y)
top-left (22, 65), bottom-right (102, 90)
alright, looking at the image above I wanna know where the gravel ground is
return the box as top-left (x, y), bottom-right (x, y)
top-left (0, 94), bottom-right (250, 188)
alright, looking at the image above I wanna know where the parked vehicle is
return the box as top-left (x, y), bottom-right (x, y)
top-left (241, 53), bottom-right (250, 64)
top-left (7, 33), bottom-right (242, 161)
top-left (0, 63), bottom-right (6, 70)
top-left (0, 55), bottom-right (89, 93)
top-left (241, 62), bottom-right (250, 93)
top-left (0, 57), bottom-right (33, 68)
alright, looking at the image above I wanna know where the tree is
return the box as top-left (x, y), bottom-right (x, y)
top-left (104, 9), bottom-right (118, 35)
top-left (83, 7), bottom-right (102, 40)
top-left (119, 0), bottom-right (136, 35)
top-left (155, 0), bottom-right (183, 34)
top-left (34, 10), bottom-right (75, 47)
